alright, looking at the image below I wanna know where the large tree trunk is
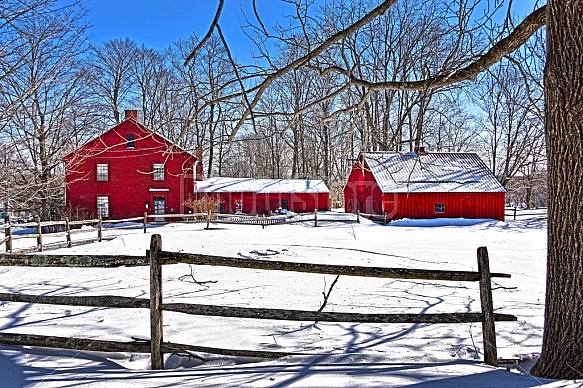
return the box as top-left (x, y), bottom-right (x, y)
top-left (531, 1), bottom-right (583, 379)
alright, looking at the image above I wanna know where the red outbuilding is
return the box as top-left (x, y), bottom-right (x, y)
top-left (195, 177), bottom-right (331, 215)
top-left (64, 110), bottom-right (201, 220)
top-left (344, 150), bottom-right (506, 221)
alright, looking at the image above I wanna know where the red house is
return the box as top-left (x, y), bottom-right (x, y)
top-left (195, 177), bottom-right (331, 215)
top-left (64, 110), bottom-right (201, 220)
top-left (344, 150), bottom-right (506, 221)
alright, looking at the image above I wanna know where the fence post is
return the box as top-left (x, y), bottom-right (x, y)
top-left (65, 217), bottom-right (71, 248)
top-left (384, 212), bottom-right (387, 225)
top-left (513, 207), bottom-right (517, 220)
top-left (477, 246), bottom-right (498, 367)
top-left (149, 234), bottom-right (164, 370)
top-left (98, 216), bottom-right (102, 242)
top-left (357, 210), bottom-right (360, 223)
top-left (314, 210), bottom-right (318, 227)
top-left (143, 212), bottom-right (148, 234)
top-left (4, 215), bottom-right (11, 252)
top-left (36, 216), bottom-right (43, 252)
top-left (205, 210), bottom-right (210, 230)
top-left (262, 214), bottom-right (266, 229)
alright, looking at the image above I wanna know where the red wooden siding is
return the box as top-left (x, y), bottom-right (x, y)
top-left (201, 192), bottom-right (330, 215)
top-left (382, 192), bottom-right (505, 221)
top-left (64, 118), bottom-right (196, 220)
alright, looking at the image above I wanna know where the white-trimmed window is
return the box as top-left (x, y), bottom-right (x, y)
top-left (153, 163), bottom-right (165, 181)
top-left (97, 196), bottom-right (109, 218)
top-left (435, 203), bottom-right (445, 213)
top-left (235, 199), bottom-right (243, 213)
top-left (96, 163), bottom-right (109, 181)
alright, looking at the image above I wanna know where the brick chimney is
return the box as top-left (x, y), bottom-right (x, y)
top-left (125, 110), bottom-right (139, 121)
top-left (195, 148), bottom-right (203, 181)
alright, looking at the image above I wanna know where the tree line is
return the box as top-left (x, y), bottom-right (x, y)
top-left (0, 0), bottom-right (545, 220)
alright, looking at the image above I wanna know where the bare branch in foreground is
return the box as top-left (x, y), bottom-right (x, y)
top-left (183, 0), bottom-right (224, 66)
top-left (318, 275), bottom-right (340, 313)
top-left (315, 5), bottom-right (547, 92)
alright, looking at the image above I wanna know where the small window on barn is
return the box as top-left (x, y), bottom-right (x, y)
top-left (153, 163), bottom-right (164, 181)
top-left (435, 203), bottom-right (445, 213)
top-left (97, 196), bottom-right (109, 218)
top-left (281, 199), bottom-right (289, 210)
top-left (96, 163), bottom-right (109, 181)
top-left (235, 199), bottom-right (243, 213)
top-left (125, 133), bottom-right (135, 148)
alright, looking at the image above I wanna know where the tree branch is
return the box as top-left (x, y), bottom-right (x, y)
top-left (216, 23), bottom-right (258, 134)
top-left (183, 0), bottom-right (224, 66)
top-left (225, 0), bottom-right (399, 142)
top-left (316, 5), bottom-right (547, 91)
top-left (318, 275), bottom-right (340, 313)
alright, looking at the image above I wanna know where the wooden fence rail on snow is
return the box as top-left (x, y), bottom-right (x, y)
top-left (2, 211), bottom-right (356, 254)
top-left (148, 210), bottom-right (353, 229)
top-left (504, 207), bottom-right (548, 220)
top-left (0, 236), bottom-right (515, 369)
top-left (2, 214), bottom-right (104, 254)
top-left (357, 211), bottom-right (389, 224)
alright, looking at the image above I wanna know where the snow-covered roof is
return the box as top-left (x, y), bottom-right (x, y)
top-left (196, 177), bottom-right (330, 194)
top-left (363, 152), bottom-right (506, 193)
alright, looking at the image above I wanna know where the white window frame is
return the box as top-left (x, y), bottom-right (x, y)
top-left (435, 203), bottom-right (445, 214)
top-left (153, 163), bottom-right (165, 181)
top-left (235, 199), bottom-right (243, 213)
top-left (97, 196), bottom-right (109, 218)
top-left (96, 163), bottom-right (109, 181)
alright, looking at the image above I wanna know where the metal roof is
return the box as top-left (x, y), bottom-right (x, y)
top-left (196, 177), bottom-right (330, 194)
top-left (363, 152), bottom-right (506, 193)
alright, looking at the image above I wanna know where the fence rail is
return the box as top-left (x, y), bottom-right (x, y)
top-left (2, 215), bottom-right (105, 253)
top-left (504, 207), bottom-right (547, 220)
top-left (2, 211), bottom-right (357, 254)
top-left (358, 211), bottom-right (388, 224)
top-left (3, 207), bottom-right (547, 254)
top-left (0, 236), bottom-right (515, 369)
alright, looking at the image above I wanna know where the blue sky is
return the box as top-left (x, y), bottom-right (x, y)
top-left (83, 0), bottom-right (541, 62)
top-left (83, 0), bottom-right (298, 61)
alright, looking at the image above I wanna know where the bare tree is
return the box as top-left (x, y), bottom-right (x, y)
top-left (191, 35), bottom-right (233, 177)
top-left (85, 38), bottom-right (138, 125)
top-left (472, 59), bottom-right (545, 188)
top-left (169, 33), bottom-right (241, 177)
top-left (423, 91), bottom-right (481, 152)
top-left (0, 0), bottom-right (90, 220)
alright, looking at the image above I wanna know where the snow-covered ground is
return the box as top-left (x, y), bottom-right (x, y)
top-left (0, 210), bottom-right (579, 387)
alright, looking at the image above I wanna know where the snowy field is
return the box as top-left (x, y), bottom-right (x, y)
top-left (0, 209), bottom-right (579, 387)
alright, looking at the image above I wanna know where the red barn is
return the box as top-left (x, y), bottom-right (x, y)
top-left (195, 177), bottom-right (331, 215)
top-left (64, 110), bottom-right (200, 220)
top-left (344, 150), bottom-right (506, 221)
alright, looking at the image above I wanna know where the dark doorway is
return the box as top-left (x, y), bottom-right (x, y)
top-left (153, 196), bottom-right (166, 222)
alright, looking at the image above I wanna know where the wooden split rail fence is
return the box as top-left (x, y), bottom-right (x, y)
top-left (2, 211), bottom-right (357, 254)
top-left (0, 236), bottom-right (515, 369)
top-left (358, 211), bottom-right (389, 224)
top-left (504, 207), bottom-right (547, 220)
top-left (1, 215), bottom-right (105, 254)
